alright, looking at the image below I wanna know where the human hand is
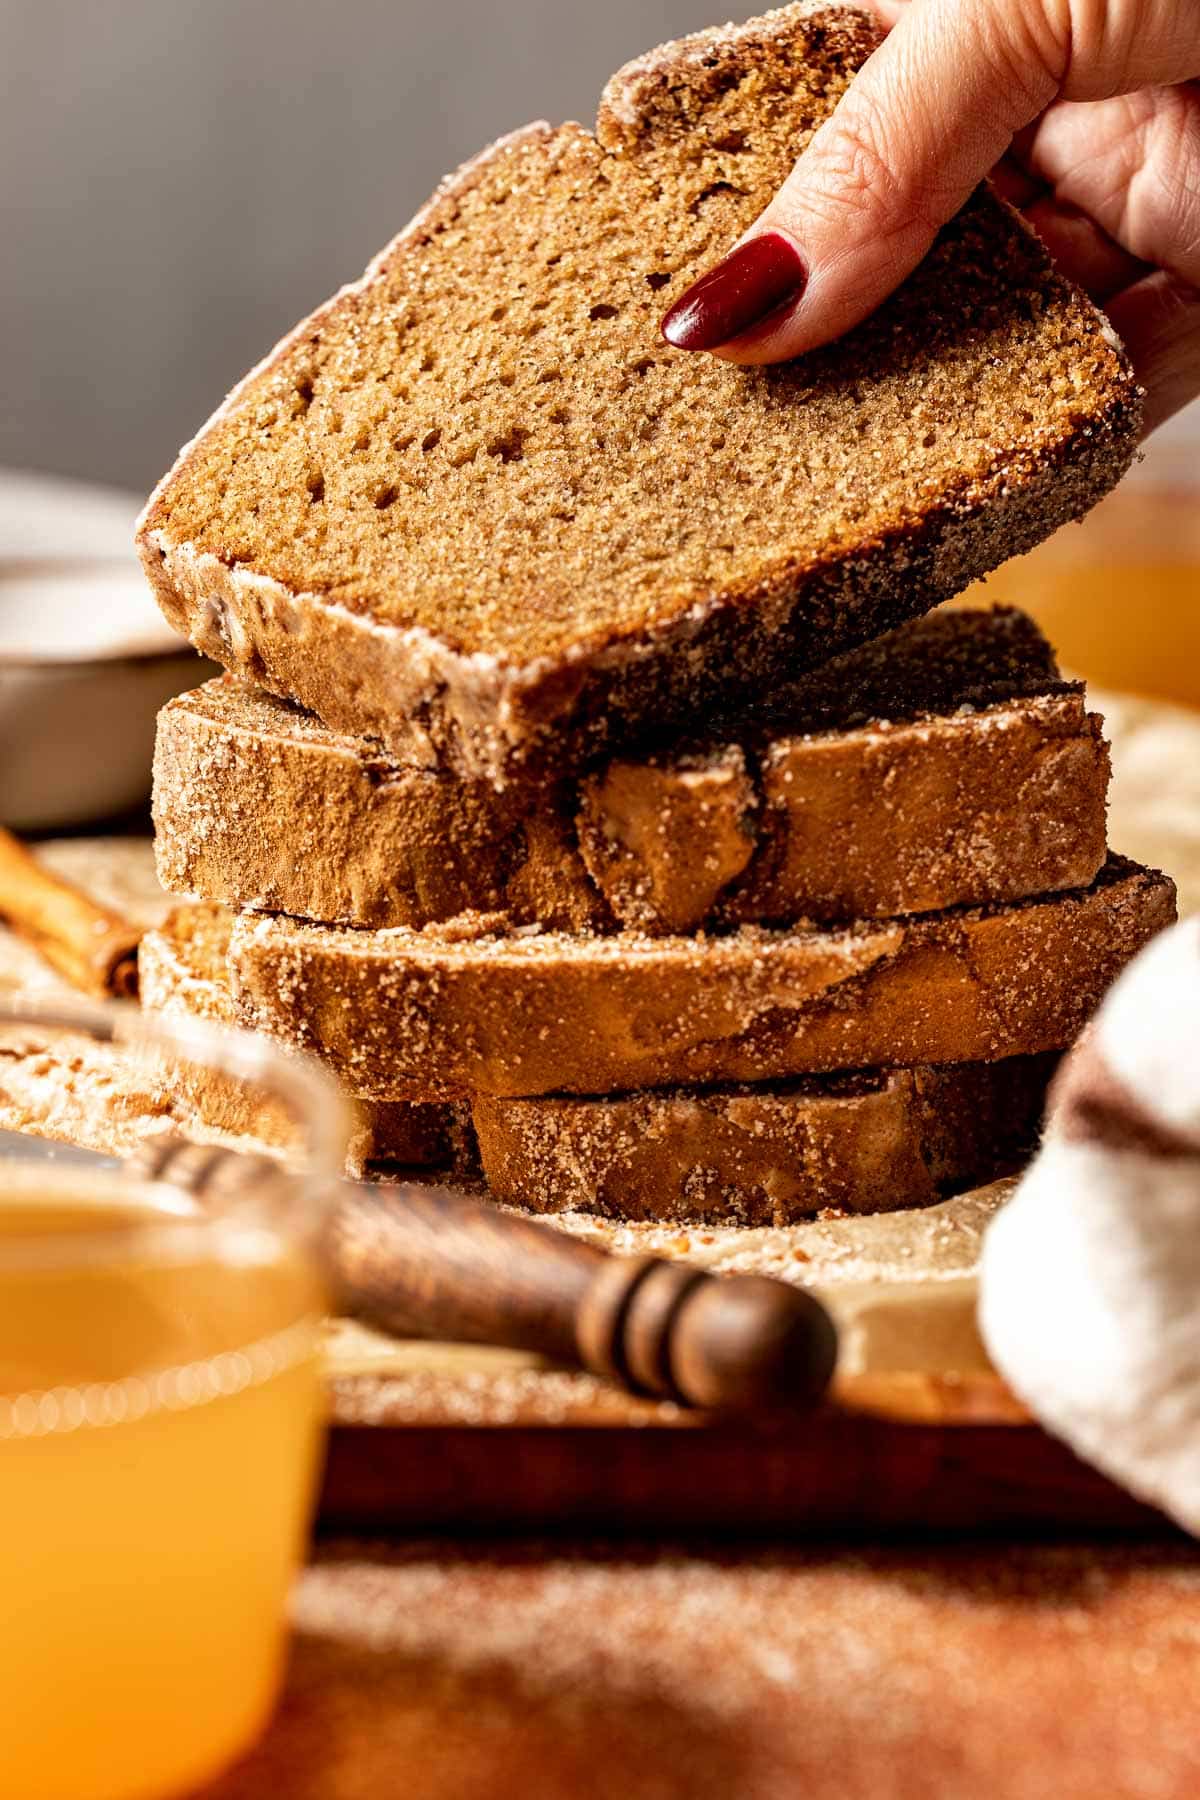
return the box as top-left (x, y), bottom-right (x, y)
top-left (660, 0), bottom-right (1200, 432)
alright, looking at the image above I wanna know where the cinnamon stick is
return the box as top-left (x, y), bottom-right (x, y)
top-left (0, 826), bottom-right (140, 999)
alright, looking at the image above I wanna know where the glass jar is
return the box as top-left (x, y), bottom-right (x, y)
top-left (0, 1002), bottom-right (348, 1800)
top-left (964, 402), bottom-right (1200, 709)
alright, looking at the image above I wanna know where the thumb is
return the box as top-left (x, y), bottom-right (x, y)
top-left (662, 0), bottom-right (1067, 363)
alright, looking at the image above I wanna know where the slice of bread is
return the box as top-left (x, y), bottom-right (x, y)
top-left (154, 607), bottom-right (1109, 932)
top-left (138, 4), bottom-right (1139, 787)
top-left (224, 858), bottom-right (1175, 1100)
top-left (473, 1056), bottom-right (1055, 1225)
top-left (152, 681), bottom-right (603, 933)
top-left (139, 902), bottom-right (459, 1167)
top-left (133, 902), bottom-right (1053, 1223)
top-left (136, 901), bottom-right (1045, 1225)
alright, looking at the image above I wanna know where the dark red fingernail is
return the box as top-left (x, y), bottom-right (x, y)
top-left (660, 231), bottom-right (807, 352)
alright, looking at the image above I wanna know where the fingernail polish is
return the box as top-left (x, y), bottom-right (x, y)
top-left (660, 231), bottom-right (807, 351)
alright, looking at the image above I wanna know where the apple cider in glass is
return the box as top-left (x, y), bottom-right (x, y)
top-left (0, 1165), bottom-right (327, 1800)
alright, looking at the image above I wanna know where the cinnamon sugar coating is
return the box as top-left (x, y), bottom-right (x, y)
top-left (224, 858), bottom-right (1176, 1101)
top-left (153, 608), bottom-right (1109, 932)
top-left (139, 902), bottom-right (1052, 1225)
top-left (473, 1057), bottom-right (1054, 1225)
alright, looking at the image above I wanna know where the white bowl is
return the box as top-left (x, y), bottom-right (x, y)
top-left (0, 559), bottom-right (212, 830)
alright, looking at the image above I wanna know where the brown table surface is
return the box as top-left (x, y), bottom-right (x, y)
top-left (197, 1535), bottom-right (1200, 1799)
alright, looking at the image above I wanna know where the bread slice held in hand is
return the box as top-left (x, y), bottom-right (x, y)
top-left (138, 3), bottom-right (1140, 786)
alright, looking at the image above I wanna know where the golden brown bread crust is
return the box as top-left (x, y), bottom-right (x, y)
top-left (138, 903), bottom-right (460, 1167)
top-left (138, 896), bottom-right (240, 1024)
top-left (225, 858), bottom-right (1176, 1100)
top-left (152, 609), bottom-right (1110, 932)
top-left (137, 5), bottom-right (1140, 787)
top-left (132, 904), bottom-right (1051, 1224)
top-left (472, 1056), bottom-right (1055, 1225)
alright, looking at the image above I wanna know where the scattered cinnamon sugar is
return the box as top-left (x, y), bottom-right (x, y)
top-left (195, 1540), bottom-right (1200, 1800)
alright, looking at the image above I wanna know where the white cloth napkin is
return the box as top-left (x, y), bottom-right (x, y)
top-left (981, 915), bottom-right (1200, 1533)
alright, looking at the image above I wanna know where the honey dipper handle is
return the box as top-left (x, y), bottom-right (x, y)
top-left (328, 1181), bottom-right (837, 1413)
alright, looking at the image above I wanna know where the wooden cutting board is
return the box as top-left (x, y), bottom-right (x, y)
top-left (318, 1280), bottom-right (1165, 1536)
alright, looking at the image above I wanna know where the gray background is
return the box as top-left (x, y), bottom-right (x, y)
top-left (4, 0), bottom-right (1195, 497)
top-left (1, 0), bottom-right (718, 493)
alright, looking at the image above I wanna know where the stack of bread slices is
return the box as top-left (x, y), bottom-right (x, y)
top-left (136, 3), bottom-right (1176, 1226)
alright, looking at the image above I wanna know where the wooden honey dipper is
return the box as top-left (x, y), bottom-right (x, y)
top-left (132, 1137), bottom-right (838, 1414)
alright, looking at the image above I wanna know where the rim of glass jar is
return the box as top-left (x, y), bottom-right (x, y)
top-left (0, 994), bottom-right (351, 1268)
top-left (0, 1162), bottom-right (300, 1276)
